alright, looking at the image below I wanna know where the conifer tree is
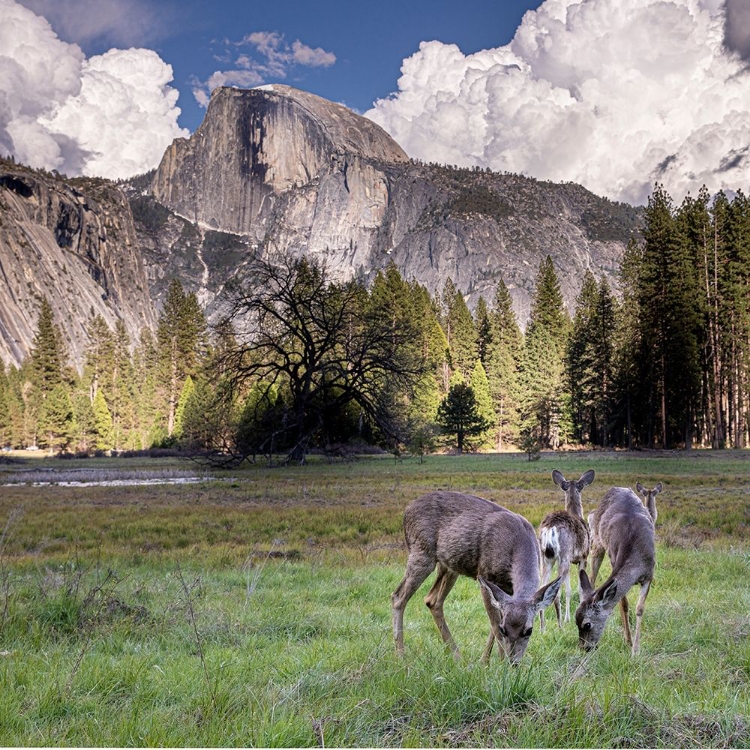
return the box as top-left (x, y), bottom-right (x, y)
top-left (485, 278), bottom-right (522, 449)
top-left (436, 382), bottom-right (490, 453)
top-left (441, 280), bottom-right (478, 381)
top-left (92, 388), bottom-right (114, 451)
top-left (474, 296), bottom-right (491, 364)
top-left (83, 314), bottom-right (114, 403)
top-left (38, 383), bottom-right (74, 451)
top-left (519, 257), bottom-right (570, 449)
top-left (470, 358), bottom-right (495, 448)
top-left (157, 280), bottom-right (208, 437)
top-left (174, 375), bottom-right (195, 439)
top-left (29, 297), bottom-right (65, 396)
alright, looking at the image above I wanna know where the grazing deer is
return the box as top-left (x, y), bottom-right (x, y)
top-left (576, 487), bottom-right (655, 655)
top-left (635, 482), bottom-right (662, 522)
top-left (392, 491), bottom-right (561, 664)
top-left (538, 469), bottom-right (595, 630)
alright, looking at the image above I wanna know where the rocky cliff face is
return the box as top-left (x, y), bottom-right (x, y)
top-left (147, 85), bottom-right (641, 323)
top-left (0, 160), bottom-right (157, 369)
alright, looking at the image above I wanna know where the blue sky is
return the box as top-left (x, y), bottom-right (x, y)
top-left (4, 0), bottom-right (750, 203)
top-left (21, 0), bottom-right (545, 132)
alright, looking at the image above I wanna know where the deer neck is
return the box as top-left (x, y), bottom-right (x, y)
top-left (565, 493), bottom-right (584, 519)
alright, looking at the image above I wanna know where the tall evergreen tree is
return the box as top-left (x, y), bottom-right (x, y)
top-left (519, 257), bottom-right (570, 449)
top-left (157, 280), bottom-right (208, 437)
top-left (470, 358), bottom-right (495, 448)
top-left (436, 382), bottom-right (490, 453)
top-left (441, 280), bottom-right (478, 381)
top-left (92, 388), bottom-right (114, 451)
top-left (474, 296), bottom-right (491, 364)
top-left (485, 278), bottom-right (522, 449)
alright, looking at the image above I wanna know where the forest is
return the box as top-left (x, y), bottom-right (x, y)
top-left (1, 183), bottom-right (748, 461)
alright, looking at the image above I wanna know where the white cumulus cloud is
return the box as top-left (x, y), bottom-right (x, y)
top-left (366, 0), bottom-right (750, 204)
top-left (0, 0), bottom-right (188, 179)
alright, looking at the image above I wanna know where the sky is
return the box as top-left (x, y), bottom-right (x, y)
top-left (1, 0), bottom-right (750, 205)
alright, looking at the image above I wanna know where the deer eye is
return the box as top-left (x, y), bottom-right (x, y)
top-left (522, 627), bottom-right (533, 638)
top-left (582, 622), bottom-right (592, 632)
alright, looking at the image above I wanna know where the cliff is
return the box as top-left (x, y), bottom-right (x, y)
top-left (0, 160), bottom-right (157, 369)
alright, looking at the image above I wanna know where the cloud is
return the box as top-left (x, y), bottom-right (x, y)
top-left (724, 0), bottom-right (750, 60)
top-left (366, 0), bottom-right (750, 205)
top-left (193, 31), bottom-right (336, 107)
top-left (16, 0), bottom-right (172, 48)
top-left (0, 0), bottom-right (188, 179)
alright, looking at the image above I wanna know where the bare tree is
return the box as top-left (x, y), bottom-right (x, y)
top-left (217, 253), bottom-right (426, 464)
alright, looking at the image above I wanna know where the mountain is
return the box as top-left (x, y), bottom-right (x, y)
top-left (0, 85), bottom-right (642, 370)
top-left (144, 84), bottom-right (641, 322)
top-left (0, 159), bottom-right (156, 369)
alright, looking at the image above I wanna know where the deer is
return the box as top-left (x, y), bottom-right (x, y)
top-left (538, 469), bottom-right (595, 631)
top-left (635, 482), bottom-right (662, 522)
top-left (576, 486), bottom-right (656, 655)
top-left (391, 491), bottom-right (561, 665)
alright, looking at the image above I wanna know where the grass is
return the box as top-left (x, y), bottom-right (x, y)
top-left (0, 450), bottom-right (747, 746)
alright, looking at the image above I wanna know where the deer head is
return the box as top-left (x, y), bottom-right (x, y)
top-left (552, 469), bottom-right (595, 517)
top-left (575, 569), bottom-right (620, 650)
top-left (479, 576), bottom-right (561, 663)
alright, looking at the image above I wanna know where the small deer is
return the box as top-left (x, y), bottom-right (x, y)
top-left (635, 482), bottom-right (662, 522)
top-left (538, 469), bottom-right (595, 630)
top-left (576, 487), bottom-right (655, 655)
top-left (392, 491), bottom-right (561, 664)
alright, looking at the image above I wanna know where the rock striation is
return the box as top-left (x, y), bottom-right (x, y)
top-left (0, 160), bottom-right (157, 369)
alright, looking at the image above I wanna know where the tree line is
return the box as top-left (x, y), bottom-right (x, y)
top-left (1, 184), bottom-right (748, 461)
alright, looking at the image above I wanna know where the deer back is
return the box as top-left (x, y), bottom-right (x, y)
top-left (403, 491), bottom-right (540, 597)
top-left (539, 510), bottom-right (590, 564)
top-left (591, 487), bottom-right (655, 583)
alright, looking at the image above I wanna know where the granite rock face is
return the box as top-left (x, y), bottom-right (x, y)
top-left (148, 85), bottom-right (641, 323)
top-left (0, 162), bottom-right (157, 369)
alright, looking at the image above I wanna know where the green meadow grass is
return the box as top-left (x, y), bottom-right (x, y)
top-left (0, 450), bottom-right (747, 746)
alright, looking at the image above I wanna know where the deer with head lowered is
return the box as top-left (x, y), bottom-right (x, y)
top-left (576, 486), bottom-right (656, 655)
top-left (392, 491), bottom-right (561, 664)
top-left (636, 482), bottom-right (662, 522)
top-left (538, 469), bottom-right (595, 630)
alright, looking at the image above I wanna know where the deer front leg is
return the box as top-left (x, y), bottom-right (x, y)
top-left (539, 557), bottom-right (554, 633)
top-left (619, 594), bottom-right (632, 647)
top-left (632, 580), bottom-right (651, 656)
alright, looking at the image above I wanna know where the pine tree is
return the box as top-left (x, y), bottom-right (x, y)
top-left (92, 388), bottom-right (114, 451)
top-left (436, 382), bottom-right (491, 453)
top-left (174, 375), bottom-right (195, 439)
top-left (470, 358), bottom-right (495, 448)
top-left (38, 383), bottom-right (74, 452)
top-left (474, 296), bottom-right (491, 364)
top-left (519, 257), bottom-right (570, 449)
top-left (157, 280), bottom-right (208, 437)
top-left (29, 297), bottom-right (65, 396)
top-left (441, 280), bottom-right (478, 381)
top-left (83, 314), bottom-right (114, 403)
top-left (485, 278), bottom-right (522, 449)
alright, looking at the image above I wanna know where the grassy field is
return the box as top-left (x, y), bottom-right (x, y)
top-left (0, 450), bottom-right (747, 747)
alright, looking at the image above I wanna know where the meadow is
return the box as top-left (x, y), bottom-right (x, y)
top-left (0, 450), bottom-right (747, 747)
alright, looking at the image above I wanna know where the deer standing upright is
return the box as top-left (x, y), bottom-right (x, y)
top-left (576, 486), bottom-right (656, 655)
top-left (392, 491), bottom-right (561, 664)
top-left (636, 482), bottom-right (662, 522)
top-left (538, 469), bottom-right (595, 630)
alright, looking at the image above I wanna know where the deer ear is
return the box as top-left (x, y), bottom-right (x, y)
top-left (534, 576), bottom-right (562, 611)
top-left (655, 483), bottom-right (663, 494)
top-left (596, 578), bottom-right (619, 607)
top-left (636, 482), bottom-right (645, 494)
top-left (578, 470), bottom-right (595, 488)
top-left (579, 569), bottom-right (593, 597)
top-left (478, 577), bottom-right (511, 610)
top-left (552, 470), bottom-right (565, 488)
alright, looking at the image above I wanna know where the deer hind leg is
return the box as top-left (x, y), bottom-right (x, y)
top-left (619, 594), bottom-right (632, 647)
top-left (559, 561), bottom-right (571, 624)
top-left (392, 552), bottom-right (435, 655)
top-left (539, 556), bottom-right (555, 632)
top-left (632, 580), bottom-right (651, 656)
top-left (424, 564), bottom-right (461, 658)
